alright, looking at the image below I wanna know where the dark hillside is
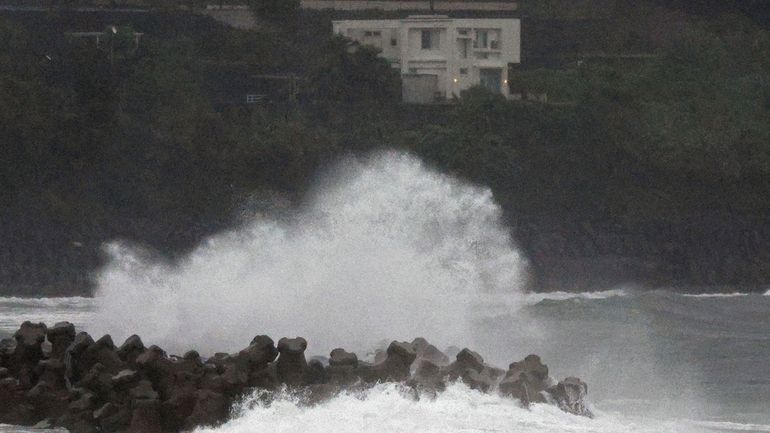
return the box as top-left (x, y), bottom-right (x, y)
top-left (2, 2), bottom-right (770, 295)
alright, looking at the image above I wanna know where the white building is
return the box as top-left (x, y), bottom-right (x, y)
top-left (333, 15), bottom-right (520, 103)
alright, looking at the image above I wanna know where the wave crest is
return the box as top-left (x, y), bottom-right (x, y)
top-left (92, 152), bottom-right (528, 355)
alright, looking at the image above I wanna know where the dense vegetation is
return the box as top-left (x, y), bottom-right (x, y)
top-left (2, 2), bottom-right (770, 295)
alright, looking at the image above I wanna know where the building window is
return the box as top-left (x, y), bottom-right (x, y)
top-left (460, 39), bottom-right (469, 59)
top-left (460, 68), bottom-right (468, 75)
top-left (475, 30), bottom-right (488, 49)
top-left (391, 38), bottom-right (397, 46)
top-left (364, 31), bottom-right (381, 37)
top-left (490, 40), bottom-right (500, 50)
top-left (421, 30), bottom-right (439, 50)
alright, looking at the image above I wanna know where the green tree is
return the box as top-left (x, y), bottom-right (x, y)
top-left (305, 36), bottom-right (401, 104)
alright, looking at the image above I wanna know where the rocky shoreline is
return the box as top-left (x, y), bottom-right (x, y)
top-left (0, 321), bottom-right (591, 432)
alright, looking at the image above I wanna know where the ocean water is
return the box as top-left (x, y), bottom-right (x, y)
top-left (2, 153), bottom-right (769, 432)
top-left (1, 290), bottom-right (769, 433)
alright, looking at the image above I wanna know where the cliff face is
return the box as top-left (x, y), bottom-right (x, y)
top-left (2, 210), bottom-right (769, 297)
top-left (515, 214), bottom-right (770, 291)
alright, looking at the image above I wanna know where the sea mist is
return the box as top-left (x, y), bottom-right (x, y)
top-left (93, 152), bottom-right (528, 355)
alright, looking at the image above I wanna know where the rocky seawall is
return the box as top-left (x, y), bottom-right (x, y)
top-left (0, 321), bottom-right (591, 433)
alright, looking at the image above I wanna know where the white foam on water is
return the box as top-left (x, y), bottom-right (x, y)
top-left (686, 420), bottom-right (770, 432)
top-left (92, 152), bottom-right (528, 355)
top-left (524, 289), bottom-right (630, 304)
top-left (0, 297), bottom-right (94, 308)
top-left (0, 297), bottom-right (96, 338)
top-left (193, 383), bottom-right (707, 433)
top-left (0, 425), bottom-right (67, 433)
top-left (682, 293), bottom-right (751, 298)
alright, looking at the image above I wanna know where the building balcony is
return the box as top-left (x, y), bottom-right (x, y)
top-left (408, 54), bottom-right (448, 63)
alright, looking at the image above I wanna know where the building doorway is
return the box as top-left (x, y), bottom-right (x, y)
top-left (479, 68), bottom-right (502, 94)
